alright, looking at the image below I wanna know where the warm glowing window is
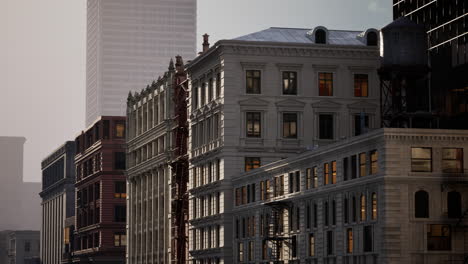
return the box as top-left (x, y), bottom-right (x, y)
top-left (331, 161), bottom-right (337, 184)
top-left (370, 150), bottom-right (378, 174)
top-left (283, 113), bottom-right (298, 139)
top-left (114, 233), bottom-right (126, 247)
top-left (371, 193), bottom-right (377, 220)
top-left (359, 153), bottom-right (367, 177)
top-left (245, 157), bottom-right (261, 172)
top-left (354, 74), bottom-right (368, 97)
top-left (318, 72), bottom-right (333, 96)
top-left (313, 166), bottom-right (318, 188)
top-left (442, 148), bottom-right (463, 173)
top-left (347, 228), bottom-right (353, 253)
top-left (64, 227), bottom-right (70, 244)
top-left (427, 225), bottom-right (451, 251)
top-left (309, 233), bottom-right (315, 256)
top-left (411, 147), bottom-right (432, 172)
top-left (324, 163), bottom-right (330, 185)
top-left (238, 242), bottom-right (244, 262)
top-left (115, 123), bottom-right (125, 138)
top-left (114, 182), bottom-right (126, 198)
top-left (360, 194), bottom-right (367, 221)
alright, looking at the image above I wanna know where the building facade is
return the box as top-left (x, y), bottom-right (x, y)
top-left (72, 116), bottom-right (127, 264)
top-left (85, 0), bottom-right (197, 126)
top-left (186, 27), bottom-right (382, 264)
top-left (40, 141), bottom-right (76, 264)
top-left (125, 56), bottom-right (189, 264)
top-left (0, 231), bottom-right (40, 264)
top-left (233, 128), bottom-right (468, 264)
top-left (392, 0), bottom-right (468, 128)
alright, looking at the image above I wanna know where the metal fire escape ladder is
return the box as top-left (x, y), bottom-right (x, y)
top-left (264, 201), bottom-right (292, 264)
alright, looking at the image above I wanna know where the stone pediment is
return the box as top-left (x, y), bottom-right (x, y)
top-left (239, 97), bottom-right (269, 107)
top-left (311, 99), bottom-right (342, 110)
top-left (347, 101), bottom-right (378, 111)
top-left (275, 99), bottom-right (306, 108)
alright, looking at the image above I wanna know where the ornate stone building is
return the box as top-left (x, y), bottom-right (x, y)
top-left (232, 128), bottom-right (468, 264)
top-left (185, 26), bottom-right (382, 264)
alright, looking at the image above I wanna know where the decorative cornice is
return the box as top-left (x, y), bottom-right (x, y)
top-left (239, 97), bottom-right (269, 107)
top-left (240, 61), bottom-right (267, 69)
top-left (311, 99), bottom-right (342, 110)
top-left (347, 101), bottom-right (378, 111)
top-left (276, 98), bottom-right (306, 108)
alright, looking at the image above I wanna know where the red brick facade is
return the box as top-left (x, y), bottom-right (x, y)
top-left (72, 116), bottom-right (126, 264)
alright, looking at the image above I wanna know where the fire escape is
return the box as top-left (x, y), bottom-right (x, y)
top-left (170, 56), bottom-right (189, 264)
top-left (264, 201), bottom-right (292, 264)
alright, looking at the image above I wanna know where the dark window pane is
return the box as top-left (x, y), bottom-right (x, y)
top-left (319, 114), bottom-right (333, 139)
top-left (246, 112), bottom-right (261, 138)
top-left (282, 71), bottom-right (297, 95)
top-left (246, 70), bottom-right (261, 94)
top-left (283, 113), bottom-right (298, 138)
top-left (363, 226), bottom-right (373, 252)
top-left (316, 29), bottom-right (326, 44)
top-left (114, 152), bottom-right (126, 170)
top-left (447, 191), bottom-right (462, 218)
top-left (427, 225), bottom-right (451, 251)
top-left (354, 114), bottom-right (369, 136)
top-left (415, 190), bottom-right (429, 218)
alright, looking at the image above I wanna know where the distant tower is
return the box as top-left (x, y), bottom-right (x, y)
top-left (85, 0), bottom-right (197, 126)
top-left (379, 17), bottom-right (434, 128)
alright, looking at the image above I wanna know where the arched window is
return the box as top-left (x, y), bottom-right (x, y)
top-left (448, 191), bottom-right (462, 218)
top-left (415, 190), bottom-right (429, 218)
top-left (315, 29), bottom-right (326, 44)
top-left (367, 32), bottom-right (378, 46)
top-left (360, 194), bottom-right (367, 221)
top-left (371, 193), bottom-right (377, 220)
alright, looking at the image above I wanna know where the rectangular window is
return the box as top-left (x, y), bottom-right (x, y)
top-left (246, 70), bottom-right (261, 94)
top-left (343, 157), bottom-right (349, 181)
top-left (370, 150), bottom-right (378, 174)
top-left (193, 86), bottom-right (199, 109)
top-left (291, 235), bottom-right (297, 258)
top-left (344, 198), bottom-right (349, 224)
top-left (248, 241), bottom-right (254, 261)
top-left (309, 233), bottom-right (315, 257)
top-left (295, 171), bottom-right (300, 192)
top-left (427, 224), bottom-right (451, 251)
top-left (208, 78), bottom-right (214, 102)
top-left (216, 73), bottom-right (221, 98)
top-left (289, 173), bottom-right (294, 193)
top-left (103, 120), bottom-right (110, 139)
top-left (235, 188), bottom-right (241, 206)
top-left (238, 242), bottom-right (244, 262)
top-left (246, 112), bottom-right (261, 138)
top-left (313, 203), bottom-right (318, 228)
top-left (359, 153), bottom-right (366, 177)
top-left (114, 233), bottom-right (126, 247)
top-left (306, 168), bottom-right (312, 189)
top-left (327, 230), bottom-right (333, 255)
top-left (283, 113), bottom-right (298, 139)
top-left (242, 186), bottom-right (247, 205)
top-left (24, 241), bottom-right (30, 252)
top-left (354, 114), bottom-right (369, 136)
top-left (245, 157), bottom-right (261, 172)
top-left (442, 148), bottom-right (463, 173)
top-left (201, 83), bottom-right (206, 106)
top-left (114, 152), bottom-right (126, 170)
top-left (115, 122), bottom-right (125, 138)
top-left (411, 147), bottom-right (432, 172)
top-left (114, 205), bottom-right (126, 222)
top-left (114, 182), bottom-right (126, 198)
top-left (282, 71), bottom-right (297, 95)
top-left (363, 226), bottom-right (373, 252)
top-left (354, 74), bottom-right (368, 97)
top-left (324, 163), bottom-right (330, 185)
top-left (319, 114), bottom-right (333, 139)
top-left (351, 155), bottom-right (357, 179)
top-left (331, 161), bottom-right (337, 184)
top-left (313, 166), bottom-right (318, 188)
top-left (347, 228), bottom-right (353, 253)
top-left (319, 72), bottom-right (333, 96)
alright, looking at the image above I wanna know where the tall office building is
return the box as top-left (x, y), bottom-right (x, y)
top-left (86, 0), bottom-right (197, 126)
top-left (393, 0), bottom-right (468, 128)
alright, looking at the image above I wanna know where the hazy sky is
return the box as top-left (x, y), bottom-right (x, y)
top-left (1, 0), bottom-right (391, 182)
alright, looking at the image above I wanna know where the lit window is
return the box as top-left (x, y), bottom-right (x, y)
top-left (442, 148), bottom-right (463, 173)
top-left (246, 112), bottom-right (261, 138)
top-left (411, 147), bottom-right (432, 172)
top-left (114, 233), bottom-right (126, 247)
top-left (319, 114), bottom-right (333, 139)
top-left (313, 167), bottom-right (318, 188)
top-left (309, 233), bottom-right (315, 256)
top-left (332, 161), bottom-right (337, 184)
top-left (114, 182), bottom-right (126, 198)
top-left (360, 194), bottom-right (366, 221)
top-left (347, 228), bottom-right (353, 253)
top-left (115, 122), bottom-right (125, 138)
top-left (248, 241), bottom-right (254, 261)
top-left (282, 71), bottom-right (297, 95)
top-left (318, 72), bottom-right (333, 96)
top-left (427, 225), bottom-right (451, 251)
top-left (371, 193), bottom-right (377, 220)
top-left (238, 242), bottom-right (244, 262)
top-left (324, 163), bottom-right (330, 185)
top-left (415, 190), bottom-right (429, 218)
top-left (359, 153), bottom-right (366, 177)
top-left (245, 157), bottom-right (261, 172)
top-left (246, 70), bottom-right (261, 94)
top-left (283, 113), bottom-right (298, 139)
top-left (306, 168), bottom-right (312, 189)
top-left (354, 74), bottom-right (368, 97)
top-left (370, 150), bottom-right (378, 174)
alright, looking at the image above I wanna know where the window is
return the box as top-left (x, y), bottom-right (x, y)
top-left (24, 241), bottom-right (31, 252)
top-left (309, 233), bottom-right (315, 256)
top-left (442, 148), bottom-right (463, 173)
top-left (216, 72), bottom-right (221, 98)
top-left (313, 166), bottom-right (318, 188)
top-left (238, 242), bottom-right (244, 262)
top-left (352, 196), bottom-right (357, 222)
top-left (359, 153), bottom-right (366, 177)
top-left (447, 191), bottom-right (462, 218)
top-left (64, 227), bottom-right (70, 245)
top-left (351, 155), bottom-right (357, 179)
top-left (295, 171), bottom-right (300, 192)
top-left (291, 235), bottom-right (297, 258)
top-left (283, 113), bottom-right (298, 139)
top-left (354, 114), bottom-right (369, 136)
top-left (282, 71), bottom-right (297, 95)
top-left (319, 114), bottom-right (333, 139)
top-left (415, 190), bottom-right (429, 218)
top-left (324, 163), bottom-right (330, 185)
top-left (354, 74), bottom-right (369, 97)
top-left (332, 200), bottom-right (336, 225)
top-left (193, 85), bottom-right (199, 109)
top-left (427, 225), bottom-right (451, 251)
top-left (201, 82), bottom-right (206, 106)
top-left (318, 72), bottom-right (333, 96)
top-left (343, 157), bottom-right (349, 181)
top-left (347, 229), bottom-right (353, 253)
top-left (114, 233), bottom-right (126, 247)
top-left (246, 112), bottom-right (261, 138)
top-left (246, 70), bottom-right (261, 94)
top-left (370, 150), bottom-right (378, 174)
top-left (103, 120), bottom-right (110, 139)
top-left (248, 241), bottom-right (254, 261)
top-left (114, 205), bottom-right (126, 222)
top-left (115, 122), bottom-right (125, 138)
top-left (208, 78), bottom-right (214, 101)
top-left (360, 194), bottom-right (367, 221)
top-left (371, 193), bottom-right (377, 220)
top-left (313, 203), bottom-right (318, 228)
top-left (411, 147), bottom-right (432, 172)
top-left (245, 157), bottom-right (261, 172)
top-left (306, 168), bottom-right (312, 189)
top-left (367, 32), bottom-right (378, 46)
top-left (344, 198), bottom-right (349, 224)
top-left (114, 152), bottom-right (126, 170)
top-left (114, 182), bottom-right (126, 198)
top-left (324, 201), bottom-right (329, 226)
top-left (363, 226), bottom-right (373, 252)
top-left (315, 29), bottom-right (326, 44)
top-left (327, 231), bottom-right (333, 255)
top-left (331, 161), bottom-right (337, 184)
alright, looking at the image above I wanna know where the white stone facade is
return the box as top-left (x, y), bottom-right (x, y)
top-left (86, 0), bottom-right (196, 126)
top-left (232, 128), bottom-right (468, 264)
top-left (186, 27), bottom-right (382, 264)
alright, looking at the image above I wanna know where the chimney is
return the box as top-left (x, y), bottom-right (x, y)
top-left (202, 34), bottom-right (210, 53)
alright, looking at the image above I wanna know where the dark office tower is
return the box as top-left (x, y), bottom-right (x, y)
top-left (72, 116), bottom-right (126, 264)
top-left (40, 141), bottom-right (76, 264)
top-left (393, 0), bottom-right (468, 128)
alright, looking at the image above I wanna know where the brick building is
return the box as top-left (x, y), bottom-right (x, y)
top-left (72, 116), bottom-right (126, 264)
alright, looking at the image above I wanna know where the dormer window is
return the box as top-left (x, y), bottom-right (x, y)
top-left (367, 32), bottom-right (378, 46)
top-left (315, 29), bottom-right (326, 44)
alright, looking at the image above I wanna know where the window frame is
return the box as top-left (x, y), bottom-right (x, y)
top-left (282, 71), bottom-right (298, 95)
top-left (442, 148), bottom-right (464, 173)
top-left (354, 74), bottom-right (369, 97)
top-left (245, 157), bottom-right (261, 172)
top-left (245, 70), bottom-right (262, 94)
top-left (318, 72), bottom-right (333, 96)
top-left (319, 114), bottom-right (334, 140)
top-left (246, 112), bottom-right (262, 138)
top-left (282, 112), bottom-right (298, 139)
top-left (411, 147), bottom-right (433, 172)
